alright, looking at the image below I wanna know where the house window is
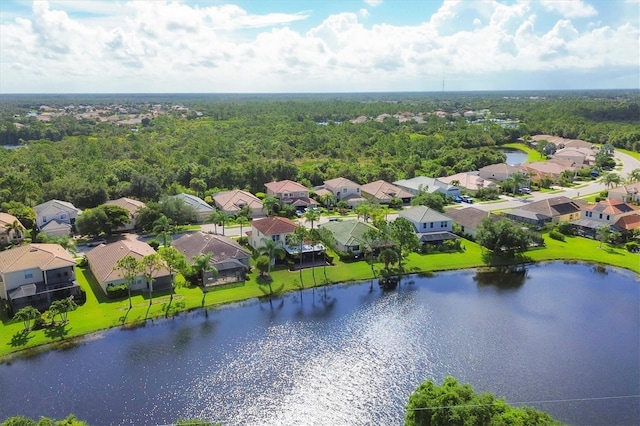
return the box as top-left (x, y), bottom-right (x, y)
top-left (606, 215), bottom-right (610, 221)
top-left (272, 234), bottom-right (280, 241)
top-left (42, 216), bottom-right (47, 223)
top-left (60, 214), bottom-right (67, 220)
top-left (25, 272), bottom-right (33, 279)
top-left (441, 221), bottom-right (447, 228)
top-left (599, 213), bottom-right (603, 219)
top-left (430, 223), bottom-right (434, 229)
top-left (422, 223), bottom-right (427, 229)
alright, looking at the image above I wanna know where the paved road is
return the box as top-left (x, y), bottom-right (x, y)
top-left (202, 149), bottom-right (640, 234)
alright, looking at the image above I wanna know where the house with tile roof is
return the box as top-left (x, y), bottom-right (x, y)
top-left (608, 182), bottom-right (640, 203)
top-left (104, 197), bottom-right (146, 231)
top-left (85, 239), bottom-right (171, 295)
top-left (0, 212), bottom-right (25, 246)
top-left (248, 217), bottom-right (298, 250)
top-left (169, 193), bottom-right (214, 223)
top-left (320, 177), bottom-right (367, 208)
top-left (553, 147), bottom-right (594, 166)
top-left (478, 163), bottom-right (522, 182)
top-left (444, 207), bottom-right (498, 238)
top-left (319, 220), bottom-right (379, 256)
top-left (34, 199), bottom-right (82, 231)
top-left (212, 190), bottom-right (265, 218)
top-left (264, 180), bottom-right (317, 209)
top-left (571, 199), bottom-right (639, 236)
top-left (173, 231), bottom-right (251, 286)
top-left (504, 196), bottom-right (584, 227)
top-left (399, 205), bottom-right (457, 244)
top-left (0, 243), bottom-right (80, 314)
top-left (393, 176), bottom-right (460, 198)
top-left (439, 172), bottom-right (497, 192)
top-left (361, 180), bottom-right (414, 204)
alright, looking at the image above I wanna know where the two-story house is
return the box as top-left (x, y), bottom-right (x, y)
top-left (104, 197), bottom-right (146, 231)
top-left (572, 200), bottom-right (639, 236)
top-left (248, 217), bottom-right (298, 251)
top-left (320, 177), bottom-right (367, 208)
top-left (0, 243), bottom-right (80, 314)
top-left (0, 213), bottom-right (26, 246)
top-left (264, 180), bottom-right (317, 210)
top-left (34, 199), bottom-right (82, 237)
top-left (399, 206), bottom-right (456, 244)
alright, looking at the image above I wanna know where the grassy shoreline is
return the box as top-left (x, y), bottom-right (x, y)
top-left (1, 236), bottom-right (638, 362)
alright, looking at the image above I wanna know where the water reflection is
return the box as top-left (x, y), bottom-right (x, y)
top-left (474, 266), bottom-right (529, 290)
top-left (0, 263), bottom-right (637, 426)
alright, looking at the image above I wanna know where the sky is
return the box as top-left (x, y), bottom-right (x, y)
top-left (0, 0), bottom-right (638, 93)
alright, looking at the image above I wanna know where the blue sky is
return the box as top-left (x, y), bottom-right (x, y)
top-left (0, 0), bottom-right (638, 93)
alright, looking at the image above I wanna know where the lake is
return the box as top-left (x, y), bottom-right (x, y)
top-left (498, 148), bottom-right (529, 165)
top-left (0, 262), bottom-right (638, 425)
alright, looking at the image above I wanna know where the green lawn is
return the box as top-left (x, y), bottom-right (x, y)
top-left (501, 143), bottom-right (546, 163)
top-left (617, 148), bottom-right (640, 162)
top-left (1, 236), bottom-right (638, 360)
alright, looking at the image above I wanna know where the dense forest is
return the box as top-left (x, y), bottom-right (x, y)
top-left (0, 90), bottom-right (638, 210)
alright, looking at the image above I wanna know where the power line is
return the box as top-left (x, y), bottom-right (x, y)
top-left (407, 394), bottom-right (640, 411)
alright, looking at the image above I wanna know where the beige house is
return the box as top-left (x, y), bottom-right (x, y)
top-left (104, 197), bottom-right (146, 231)
top-left (361, 180), bottom-right (414, 204)
top-left (478, 163), bottom-right (521, 181)
top-left (608, 182), bottom-right (640, 203)
top-left (439, 172), bottom-right (497, 192)
top-left (86, 239), bottom-right (171, 295)
top-left (321, 177), bottom-right (367, 207)
top-left (580, 200), bottom-right (638, 225)
top-left (444, 207), bottom-right (497, 238)
top-left (553, 148), bottom-right (594, 166)
top-left (212, 190), bottom-right (265, 218)
top-left (248, 216), bottom-right (297, 250)
top-left (264, 180), bottom-right (317, 209)
top-left (0, 213), bottom-right (26, 246)
top-left (505, 196), bottom-right (584, 226)
top-left (0, 243), bottom-right (79, 314)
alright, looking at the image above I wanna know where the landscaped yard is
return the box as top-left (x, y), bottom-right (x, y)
top-left (1, 235), bottom-right (638, 359)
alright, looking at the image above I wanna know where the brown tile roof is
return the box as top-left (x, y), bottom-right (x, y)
top-left (583, 200), bottom-right (639, 215)
top-left (264, 180), bottom-right (308, 194)
top-left (609, 182), bottom-right (640, 196)
top-left (104, 197), bottom-right (146, 216)
top-left (0, 244), bottom-right (75, 273)
top-left (172, 231), bottom-right (250, 264)
top-left (324, 177), bottom-right (361, 190)
top-left (517, 196), bottom-right (584, 217)
top-left (444, 207), bottom-right (497, 230)
top-left (614, 214), bottom-right (640, 230)
top-left (85, 239), bottom-right (168, 284)
top-left (361, 180), bottom-right (413, 201)
top-left (212, 190), bottom-right (262, 213)
top-left (0, 213), bottom-right (22, 229)
top-left (251, 217), bottom-right (297, 236)
top-left (479, 163), bottom-right (521, 174)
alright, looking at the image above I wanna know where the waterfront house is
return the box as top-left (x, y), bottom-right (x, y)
top-left (399, 205), bottom-right (456, 244)
top-left (444, 207), bottom-right (498, 238)
top-left (319, 220), bottom-right (379, 257)
top-left (248, 216), bottom-right (298, 250)
top-left (572, 200), bottom-right (639, 236)
top-left (504, 196), bottom-right (584, 227)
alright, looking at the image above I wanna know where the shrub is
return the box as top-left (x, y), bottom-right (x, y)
top-left (106, 283), bottom-right (129, 299)
top-left (625, 241), bottom-right (639, 253)
top-left (549, 229), bottom-right (565, 241)
top-left (556, 222), bottom-right (575, 236)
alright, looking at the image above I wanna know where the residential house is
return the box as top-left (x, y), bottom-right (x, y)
top-left (319, 220), bottom-right (379, 256)
top-left (572, 200), bottom-right (639, 236)
top-left (399, 205), bottom-right (457, 244)
top-left (393, 176), bottom-right (460, 198)
top-left (39, 220), bottom-right (73, 238)
top-left (320, 177), bottom-right (367, 207)
top-left (104, 197), bottom-right (146, 231)
top-left (248, 216), bottom-right (298, 250)
top-left (478, 163), bottom-right (521, 182)
top-left (170, 193), bottom-right (214, 223)
top-left (34, 199), bottom-right (82, 231)
top-left (361, 180), bottom-right (414, 204)
top-left (608, 182), bottom-right (640, 203)
top-left (0, 213), bottom-right (26, 246)
top-left (0, 244), bottom-right (80, 314)
top-left (438, 172), bottom-right (497, 192)
top-left (212, 190), bottom-right (265, 218)
top-left (264, 180), bottom-right (317, 209)
top-left (173, 231), bottom-right (251, 286)
top-left (504, 196), bottom-right (584, 227)
top-left (444, 207), bottom-right (498, 238)
top-left (518, 160), bottom-right (577, 184)
top-left (86, 239), bottom-right (172, 295)
top-left (553, 147), bottom-right (594, 166)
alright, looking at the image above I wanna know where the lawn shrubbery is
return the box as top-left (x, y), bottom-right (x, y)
top-left (106, 283), bottom-right (129, 299)
top-left (549, 229), bottom-right (565, 242)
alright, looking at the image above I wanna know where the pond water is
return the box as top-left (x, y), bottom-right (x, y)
top-left (498, 148), bottom-right (529, 165)
top-left (0, 262), bottom-right (638, 425)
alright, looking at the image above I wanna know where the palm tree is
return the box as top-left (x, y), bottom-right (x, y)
top-left (602, 172), bottom-right (622, 189)
top-left (316, 226), bottom-right (335, 280)
top-left (158, 246), bottom-right (188, 304)
top-left (192, 253), bottom-right (216, 285)
top-left (5, 220), bottom-right (24, 243)
top-left (288, 226), bottom-right (308, 285)
top-left (236, 215), bottom-right (250, 238)
top-left (596, 224), bottom-right (611, 249)
top-left (627, 168), bottom-right (640, 184)
top-left (116, 255), bottom-right (142, 310)
top-left (378, 248), bottom-right (399, 274)
top-left (141, 253), bottom-right (164, 306)
top-left (319, 192), bottom-right (336, 208)
top-left (511, 172), bottom-right (528, 195)
top-left (152, 215), bottom-right (174, 247)
top-left (258, 237), bottom-right (286, 277)
top-left (215, 211), bottom-right (230, 235)
top-left (262, 196), bottom-right (280, 216)
top-left (307, 228), bottom-right (321, 286)
top-left (303, 209), bottom-right (320, 229)
top-left (13, 305), bottom-right (40, 332)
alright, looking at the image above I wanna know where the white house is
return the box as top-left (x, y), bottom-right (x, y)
top-left (393, 176), bottom-right (460, 198)
top-left (34, 199), bottom-right (82, 230)
top-left (321, 177), bottom-right (367, 207)
top-left (399, 205), bottom-right (456, 244)
top-left (248, 217), bottom-right (298, 250)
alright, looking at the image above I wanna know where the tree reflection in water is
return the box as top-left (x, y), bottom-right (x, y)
top-left (473, 266), bottom-right (529, 290)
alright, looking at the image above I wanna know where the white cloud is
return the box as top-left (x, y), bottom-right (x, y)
top-left (364, 0), bottom-right (383, 7)
top-left (359, 8), bottom-right (370, 19)
top-left (540, 0), bottom-right (598, 18)
top-left (0, 0), bottom-right (637, 93)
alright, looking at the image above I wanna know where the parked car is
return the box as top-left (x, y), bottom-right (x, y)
top-left (460, 195), bottom-right (474, 204)
top-left (520, 187), bottom-right (532, 194)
